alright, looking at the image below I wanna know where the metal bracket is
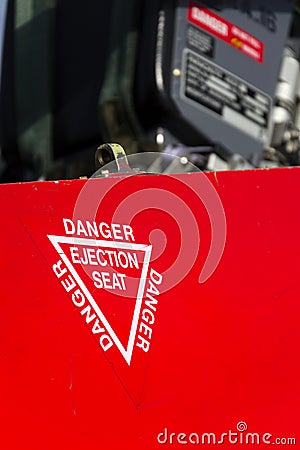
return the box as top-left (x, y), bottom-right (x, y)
top-left (95, 143), bottom-right (131, 173)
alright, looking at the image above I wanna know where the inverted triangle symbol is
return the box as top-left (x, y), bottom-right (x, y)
top-left (48, 235), bottom-right (152, 365)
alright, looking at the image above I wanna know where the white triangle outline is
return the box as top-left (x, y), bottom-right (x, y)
top-left (47, 235), bottom-right (152, 365)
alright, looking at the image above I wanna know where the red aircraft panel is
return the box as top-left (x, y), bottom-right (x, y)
top-left (0, 168), bottom-right (299, 449)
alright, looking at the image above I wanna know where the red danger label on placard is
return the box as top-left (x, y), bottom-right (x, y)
top-left (188, 2), bottom-right (264, 63)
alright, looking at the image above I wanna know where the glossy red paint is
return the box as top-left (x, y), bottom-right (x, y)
top-left (0, 168), bottom-right (299, 449)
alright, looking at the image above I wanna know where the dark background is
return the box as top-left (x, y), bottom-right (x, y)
top-left (0, 0), bottom-right (114, 181)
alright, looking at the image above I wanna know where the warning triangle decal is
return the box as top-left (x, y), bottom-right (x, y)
top-left (48, 235), bottom-right (152, 365)
top-left (22, 212), bottom-right (164, 405)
